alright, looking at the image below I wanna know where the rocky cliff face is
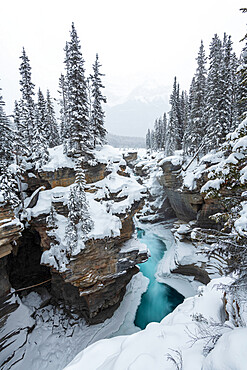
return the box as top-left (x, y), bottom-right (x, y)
top-left (0, 206), bottom-right (23, 296)
top-left (159, 159), bottom-right (224, 228)
top-left (1, 147), bottom-right (148, 326)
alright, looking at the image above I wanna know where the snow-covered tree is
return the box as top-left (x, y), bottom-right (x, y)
top-left (166, 77), bottom-right (183, 155)
top-left (201, 117), bottom-right (247, 277)
top-left (58, 73), bottom-right (70, 141)
top-left (65, 23), bottom-right (91, 158)
top-left (0, 88), bottom-right (13, 163)
top-left (19, 48), bottom-right (36, 152)
top-left (161, 113), bottom-right (167, 151)
top-left (45, 90), bottom-right (60, 147)
top-left (146, 129), bottom-right (151, 150)
top-left (151, 129), bottom-right (157, 151)
top-left (204, 34), bottom-right (223, 150)
top-left (0, 163), bottom-right (19, 208)
top-left (90, 53), bottom-right (107, 147)
top-left (184, 41), bottom-right (207, 156)
top-left (0, 91), bottom-right (19, 208)
top-left (237, 38), bottom-right (247, 121)
top-left (66, 159), bottom-right (93, 254)
top-left (33, 88), bottom-right (49, 168)
top-left (36, 88), bottom-right (46, 133)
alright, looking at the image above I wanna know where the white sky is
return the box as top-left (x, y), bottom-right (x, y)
top-left (0, 0), bottom-right (246, 121)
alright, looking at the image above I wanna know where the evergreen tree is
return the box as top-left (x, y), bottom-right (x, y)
top-left (166, 77), bottom-right (183, 155)
top-left (13, 100), bottom-right (25, 157)
top-left (237, 39), bottom-right (247, 120)
top-left (45, 90), bottom-right (60, 147)
top-left (183, 78), bottom-right (195, 156)
top-left (19, 48), bottom-right (36, 152)
top-left (180, 90), bottom-right (189, 136)
top-left (151, 129), bottom-right (157, 151)
top-left (36, 88), bottom-right (46, 133)
top-left (229, 52), bottom-right (240, 131)
top-left (184, 41), bottom-right (207, 156)
top-left (65, 23), bottom-right (91, 158)
top-left (66, 159), bottom-right (93, 254)
top-left (0, 88), bottom-right (13, 163)
top-left (90, 53), bottom-right (107, 147)
top-left (146, 129), bottom-right (151, 150)
top-left (220, 34), bottom-right (234, 136)
top-left (0, 90), bottom-right (19, 208)
top-left (0, 163), bottom-right (19, 208)
top-left (161, 113), bottom-right (167, 150)
top-left (204, 34), bottom-right (223, 150)
top-left (33, 88), bottom-right (49, 167)
top-left (154, 117), bottom-right (163, 150)
top-left (58, 73), bottom-right (70, 140)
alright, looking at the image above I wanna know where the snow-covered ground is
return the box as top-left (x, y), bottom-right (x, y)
top-left (65, 276), bottom-right (236, 370)
top-left (1, 271), bottom-right (148, 370)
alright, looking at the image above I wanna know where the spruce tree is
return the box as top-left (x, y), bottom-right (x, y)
top-left (33, 88), bottom-right (49, 167)
top-left (0, 89), bottom-right (19, 208)
top-left (204, 34), bottom-right (223, 150)
top-left (237, 39), bottom-right (247, 120)
top-left (90, 53), bottom-right (107, 147)
top-left (65, 23), bottom-right (91, 158)
top-left (166, 77), bottom-right (182, 154)
top-left (220, 34), bottom-right (234, 137)
top-left (0, 88), bottom-right (13, 163)
top-left (146, 129), bottom-right (151, 150)
top-left (58, 73), bottom-right (70, 140)
top-left (19, 48), bottom-right (36, 152)
top-left (185, 41), bottom-right (207, 156)
top-left (0, 163), bottom-right (19, 208)
top-left (151, 129), bottom-right (157, 151)
top-left (154, 118), bottom-right (162, 150)
top-left (229, 52), bottom-right (239, 131)
top-left (183, 78), bottom-right (196, 156)
top-left (45, 90), bottom-right (60, 147)
top-left (161, 113), bottom-right (167, 150)
top-left (66, 159), bottom-right (93, 254)
top-left (36, 88), bottom-right (46, 134)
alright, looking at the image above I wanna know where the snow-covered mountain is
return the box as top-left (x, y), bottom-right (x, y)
top-left (104, 81), bottom-right (170, 137)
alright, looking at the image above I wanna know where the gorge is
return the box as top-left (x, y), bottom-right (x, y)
top-left (0, 144), bottom-right (241, 369)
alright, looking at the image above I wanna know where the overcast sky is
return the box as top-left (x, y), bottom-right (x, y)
top-left (0, 0), bottom-right (246, 131)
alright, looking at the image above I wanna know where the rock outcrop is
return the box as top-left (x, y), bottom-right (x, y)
top-left (0, 206), bottom-right (23, 296)
top-left (6, 148), bottom-right (148, 325)
top-left (159, 159), bottom-right (224, 228)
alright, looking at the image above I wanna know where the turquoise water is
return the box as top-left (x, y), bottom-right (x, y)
top-left (134, 228), bottom-right (184, 330)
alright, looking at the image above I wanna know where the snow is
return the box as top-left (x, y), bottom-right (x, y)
top-left (234, 201), bottom-right (247, 236)
top-left (25, 186), bottom-right (70, 218)
top-left (120, 236), bottom-right (148, 254)
top-left (182, 162), bottom-right (206, 190)
top-left (201, 178), bottom-right (224, 193)
top-left (202, 328), bottom-right (247, 370)
top-left (42, 145), bottom-right (75, 171)
top-left (64, 277), bottom-right (233, 370)
top-left (28, 145), bottom-right (146, 271)
top-left (0, 217), bottom-right (23, 230)
top-left (159, 151), bottom-right (183, 167)
top-left (5, 272), bottom-right (148, 370)
top-left (94, 145), bottom-right (125, 164)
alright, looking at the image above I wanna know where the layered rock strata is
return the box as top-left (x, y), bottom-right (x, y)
top-left (15, 149), bottom-right (147, 323)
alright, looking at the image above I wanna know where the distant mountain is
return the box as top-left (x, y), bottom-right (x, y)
top-left (104, 82), bottom-right (170, 137)
top-left (106, 133), bottom-right (145, 148)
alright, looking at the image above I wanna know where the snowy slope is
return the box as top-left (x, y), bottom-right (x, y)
top-left (65, 277), bottom-right (235, 370)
